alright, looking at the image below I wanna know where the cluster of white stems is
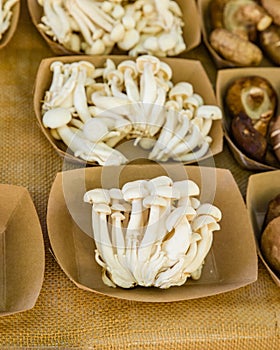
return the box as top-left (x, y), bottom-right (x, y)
top-left (84, 175), bottom-right (222, 289)
top-left (42, 55), bottom-right (222, 165)
top-left (37, 0), bottom-right (186, 56)
top-left (0, 0), bottom-right (18, 40)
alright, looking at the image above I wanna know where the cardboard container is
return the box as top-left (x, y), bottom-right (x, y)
top-left (34, 55), bottom-right (223, 166)
top-left (216, 68), bottom-right (280, 171)
top-left (27, 0), bottom-right (201, 56)
top-left (246, 170), bottom-right (280, 287)
top-left (197, 0), bottom-right (272, 68)
top-left (0, 1), bottom-right (20, 50)
top-left (0, 184), bottom-right (45, 316)
top-left (47, 164), bottom-right (257, 302)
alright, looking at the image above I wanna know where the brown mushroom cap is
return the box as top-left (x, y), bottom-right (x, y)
top-left (261, 216), bottom-right (280, 275)
top-left (225, 76), bottom-right (277, 122)
top-left (263, 193), bottom-right (280, 228)
top-left (231, 111), bottom-right (268, 162)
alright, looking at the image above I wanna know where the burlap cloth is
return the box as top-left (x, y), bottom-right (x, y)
top-left (0, 2), bottom-right (279, 349)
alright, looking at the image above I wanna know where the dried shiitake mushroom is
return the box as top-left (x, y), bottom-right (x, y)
top-left (231, 112), bottom-right (268, 161)
top-left (225, 76), bottom-right (277, 135)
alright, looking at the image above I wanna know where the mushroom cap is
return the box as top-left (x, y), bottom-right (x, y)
top-left (169, 82), bottom-right (193, 100)
top-left (196, 203), bottom-right (222, 222)
top-left (157, 61), bottom-right (173, 81)
top-left (165, 206), bottom-right (196, 231)
top-left (165, 100), bottom-right (180, 111)
top-left (196, 105), bottom-right (222, 120)
top-left (50, 61), bottom-right (63, 71)
top-left (122, 179), bottom-right (148, 193)
top-left (42, 107), bottom-right (72, 129)
top-left (78, 60), bottom-right (95, 76)
top-left (109, 188), bottom-right (123, 201)
top-left (122, 180), bottom-right (149, 201)
top-left (111, 211), bottom-right (126, 220)
top-left (107, 69), bottom-right (124, 85)
top-left (111, 203), bottom-right (127, 212)
top-left (118, 28), bottom-right (140, 51)
top-left (148, 175), bottom-right (173, 188)
top-left (173, 180), bottom-right (200, 197)
top-left (150, 185), bottom-right (180, 199)
top-left (93, 203), bottom-right (111, 215)
top-left (110, 22), bottom-right (125, 42)
top-left (84, 188), bottom-right (110, 205)
top-left (122, 186), bottom-right (149, 201)
top-left (118, 60), bottom-right (138, 79)
top-left (136, 55), bottom-right (160, 74)
top-left (143, 195), bottom-right (168, 208)
top-left (192, 215), bottom-right (220, 232)
top-left (83, 118), bottom-right (109, 142)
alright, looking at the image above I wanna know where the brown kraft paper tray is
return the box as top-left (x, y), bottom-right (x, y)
top-left (47, 164), bottom-right (257, 303)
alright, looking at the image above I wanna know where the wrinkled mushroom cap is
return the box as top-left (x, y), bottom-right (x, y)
top-left (42, 107), bottom-right (72, 129)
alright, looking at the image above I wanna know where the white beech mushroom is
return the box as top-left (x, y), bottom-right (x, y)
top-left (84, 189), bottom-right (136, 288)
top-left (122, 179), bottom-right (149, 273)
top-left (85, 175), bottom-right (222, 289)
top-left (43, 107), bottom-right (127, 165)
top-left (42, 56), bottom-right (221, 164)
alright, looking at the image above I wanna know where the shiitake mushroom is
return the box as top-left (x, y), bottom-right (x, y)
top-left (225, 76), bottom-right (279, 164)
top-left (225, 76), bottom-right (277, 130)
top-left (231, 111), bottom-right (268, 161)
top-left (269, 114), bottom-right (280, 162)
top-left (261, 193), bottom-right (280, 276)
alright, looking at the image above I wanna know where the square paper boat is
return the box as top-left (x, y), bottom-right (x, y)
top-left (47, 164), bottom-right (257, 302)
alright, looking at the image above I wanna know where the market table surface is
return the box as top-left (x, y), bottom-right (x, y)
top-left (0, 2), bottom-right (279, 349)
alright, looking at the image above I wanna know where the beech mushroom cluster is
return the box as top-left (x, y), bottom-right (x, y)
top-left (37, 0), bottom-right (186, 56)
top-left (84, 175), bottom-right (222, 289)
top-left (41, 56), bottom-right (222, 164)
top-left (0, 0), bottom-right (19, 40)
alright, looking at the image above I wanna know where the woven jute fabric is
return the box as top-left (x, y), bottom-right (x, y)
top-left (0, 2), bottom-right (279, 349)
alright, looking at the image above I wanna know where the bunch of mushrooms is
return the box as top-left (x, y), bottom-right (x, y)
top-left (84, 175), bottom-right (222, 289)
top-left (0, 0), bottom-right (19, 40)
top-left (41, 55), bottom-right (222, 165)
top-left (37, 0), bottom-right (186, 56)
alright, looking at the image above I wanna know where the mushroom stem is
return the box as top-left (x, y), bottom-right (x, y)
top-left (73, 67), bottom-right (92, 123)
